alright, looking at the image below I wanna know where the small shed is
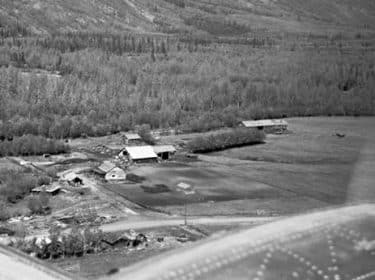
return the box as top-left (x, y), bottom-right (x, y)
top-left (240, 119), bottom-right (288, 133)
top-left (176, 182), bottom-right (195, 195)
top-left (121, 132), bottom-right (142, 145)
top-left (120, 146), bottom-right (158, 163)
top-left (32, 184), bottom-right (62, 196)
top-left (105, 167), bottom-right (126, 181)
top-left (153, 145), bottom-right (176, 160)
top-left (64, 173), bottom-right (84, 186)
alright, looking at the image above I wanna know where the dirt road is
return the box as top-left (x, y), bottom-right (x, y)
top-left (100, 216), bottom-right (276, 232)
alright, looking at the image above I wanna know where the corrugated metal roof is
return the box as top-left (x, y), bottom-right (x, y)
top-left (241, 119), bottom-right (288, 128)
top-left (153, 145), bottom-right (176, 154)
top-left (124, 146), bottom-right (158, 160)
top-left (122, 133), bottom-right (141, 140)
top-left (32, 184), bottom-right (61, 193)
top-left (98, 161), bottom-right (116, 173)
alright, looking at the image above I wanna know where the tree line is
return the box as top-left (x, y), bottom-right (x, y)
top-left (0, 30), bottom-right (374, 140)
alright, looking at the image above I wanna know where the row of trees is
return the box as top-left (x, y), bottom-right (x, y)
top-left (184, 15), bottom-right (253, 36)
top-left (187, 128), bottom-right (265, 153)
top-left (0, 135), bottom-right (69, 157)
top-left (1, 33), bottom-right (172, 57)
top-left (14, 226), bottom-right (105, 259)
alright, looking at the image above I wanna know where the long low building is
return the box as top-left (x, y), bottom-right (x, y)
top-left (121, 146), bottom-right (158, 163)
top-left (240, 119), bottom-right (288, 133)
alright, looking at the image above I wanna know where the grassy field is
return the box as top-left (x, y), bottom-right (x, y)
top-left (107, 117), bottom-right (375, 216)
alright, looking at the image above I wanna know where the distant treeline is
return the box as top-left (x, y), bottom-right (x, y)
top-left (0, 135), bottom-right (69, 157)
top-left (0, 28), bottom-right (374, 140)
top-left (163, 0), bottom-right (186, 8)
top-left (184, 15), bottom-right (252, 36)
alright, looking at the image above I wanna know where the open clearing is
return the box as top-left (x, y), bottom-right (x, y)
top-left (108, 117), bottom-right (375, 216)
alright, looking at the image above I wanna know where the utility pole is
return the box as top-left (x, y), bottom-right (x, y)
top-left (176, 182), bottom-right (195, 226)
top-left (184, 202), bottom-right (187, 225)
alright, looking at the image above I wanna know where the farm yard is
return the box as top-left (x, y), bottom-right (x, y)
top-left (0, 116), bottom-right (374, 278)
top-left (0, 0), bottom-right (374, 277)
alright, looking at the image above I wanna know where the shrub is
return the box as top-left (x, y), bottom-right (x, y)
top-left (39, 191), bottom-right (50, 207)
top-left (27, 197), bottom-right (44, 214)
top-left (37, 176), bottom-right (51, 186)
top-left (187, 128), bottom-right (265, 153)
top-left (0, 201), bottom-right (10, 221)
top-left (137, 124), bottom-right (156, 145)
top-left (27, 192), bottom-right (50, 215)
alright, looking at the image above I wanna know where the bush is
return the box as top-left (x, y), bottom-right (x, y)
top-left (187, 128), bottom-right (265, 153)
top-left (27, 192), bottom-right (50, 215)
top-left (37, 176), bottom-right (51, 186)
top-left (27, 197), bottom-right (44, 214)
top-left (137, 124), bottom-right (156, 145)
top-left (0, 201), bottom-right (10, 221)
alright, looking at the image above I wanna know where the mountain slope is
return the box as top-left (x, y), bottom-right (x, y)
top-left (1, 0), bottom-right (374, 35)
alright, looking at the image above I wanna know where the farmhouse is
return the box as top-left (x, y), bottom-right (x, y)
top-left (120, 146), bottom-right (158, 163)
top-left (153, 145), bottom-right (176, 160)
top-left (240, 119), bottom-right (288, 133)
top-left (105, 167), bottom-right (126, 181)
top-left (121, 132), bottom-right (142, 145)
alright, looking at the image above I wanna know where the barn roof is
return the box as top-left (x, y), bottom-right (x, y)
top-left (122, 133), bottom-right (141, 140)
top-left (241, 119), bottom-right (288, 128)
top-left (124, 146), bottom-right (158, 160)
top-left (32, 184), bottom-right (61, 193)
top-left (153, 145), bottom-right (176, 154)
top-left (98, 161), bottom-right (116, 173)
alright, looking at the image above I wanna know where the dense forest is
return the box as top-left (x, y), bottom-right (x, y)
top-left (0, 25), bottom-right (374, 139)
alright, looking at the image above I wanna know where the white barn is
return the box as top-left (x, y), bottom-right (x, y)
top-left (120, 146), bottom-right (158, 163)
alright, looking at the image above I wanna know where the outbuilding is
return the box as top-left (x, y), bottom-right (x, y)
top-left (32, 184), bottom-right (62, 196)
top-left (240, 119), bottom-right (288, 133)
top-left (105, 167), bottom-right (126, 181)
top-left (121, 132), bottom-right (142, 145)
top-left (120, 146), bottom-right (158, 163)
top-left (153, 145), bottom-right (176, 160)
top-left (176, 182), bottom-right (195, 195)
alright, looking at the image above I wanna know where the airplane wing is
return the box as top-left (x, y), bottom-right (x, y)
top-left (107, 203), bottom-right (375, 280)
